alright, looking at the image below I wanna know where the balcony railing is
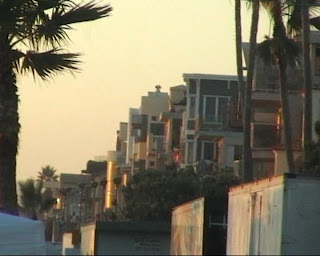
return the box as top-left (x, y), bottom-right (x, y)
top-left (253, 112), bottom-right (277, 124)
top-left (195, 103), bottom-right (242, 132)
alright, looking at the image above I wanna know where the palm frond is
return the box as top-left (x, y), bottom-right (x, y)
top-left (287, 0), bottom-right (302, 36)
top-left (40, 197), bottom-right (57, 213)
top-left (19, 179), bottom-right (37, 212)
top-left (10, 49), bottom-right (25, 72)
top-left (310, 16), bottom-right (320, 29)
top-left (256, 37), bottom-right (275, 65)
top-left (34, 2), bottom-right (111, 47)
top-left (283, 37), bottom-right (301, 67)
top-left (37, 0), bottom-right (75, 11)
top-left (256, 36), bottom-right (300, 68)
top-left (35, 11), bottom-right (71, 47)
top-left (21, 49), bottom-right (81, 79)
top-left (57, 1), bottom-right (112, 25)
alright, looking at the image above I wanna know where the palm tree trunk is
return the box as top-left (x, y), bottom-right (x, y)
top-left (301, 0), bottom-right (312, 164)
top-left (235, 0), bottom-right (245, 116)
top-left (0, 30), bottom-right (19, 214)
top-left (272, 0), bottom-right (295, 173)
top-left (278, 57), bottom-right (295, 172)
top-left (243, 0), bottom-right (259, 182)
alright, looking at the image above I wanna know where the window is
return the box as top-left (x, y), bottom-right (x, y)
top-left (253, 124), bottom-right (277, 148)
top-left (201, 141), bottom-right (215, 160)
top-left (189, 96), bottom-right (196, 118)
top-left (203, 96), bottom-right (229, 122)
top-left (234, 145), bottom-right (242, 161)
top-left (187, 141), bottom-right (194, 164)
top-left (151, 116), bottom-right (157, 121)
top-left (150, 123), bottom-right (164, 135)
top-left (150, 161), bottom-right (155, 167)
top-left (189, 79), bottom-right (197, 94)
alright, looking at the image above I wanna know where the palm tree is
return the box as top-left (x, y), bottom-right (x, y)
top-left (235, 0), bottom-right (245, 115)
top-left (256, 0), bottom-right (301, 173)
top-left (37, 165), bottom-right (59, 181)
top-left (301, 1), bottom-right (312, 155)
top-left (113, 177), bottom-right (121, 216)
top-left (286, 0), bottom-right (320, 168)
top-left (242, 0), bottom-right (260, 182)
top-left (19, 178), bottom-right (56, 220)
top-left (0, 0), bottom-right (112, 214)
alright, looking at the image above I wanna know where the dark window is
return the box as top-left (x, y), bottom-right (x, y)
top-left (150, 123), bottom-right (164, 135)
top-left (151, 116), bottom-right (157, 121)
top-left (189, 79), bottom-right (197, 94)
top-left (253, 125), bottom-right (277, 148)
top-left (187, 120), bottom-right (195, 130)
top-left (234, 145), bottom-right (242, 160)
top-left (205, 97), bottom-right (216, 121)
top-left (202, 141), bottom-right (215, 160)
top-left (150, 161), bottom-right (155, 167)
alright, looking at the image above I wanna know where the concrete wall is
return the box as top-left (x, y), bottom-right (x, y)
top-left (81, 225), bottom-right (96, 256)
top-left (80, 222), bottom-right (170, 256)
top-left (140, 91), bottom-right (169, 116)
top-left (228, 175), bottom-right (320, 255)
top-left (282, 178), bottom-right (320, 255)
top-left (273, 150), bottom-right (302, 175)
top-left (96, 231), bottom-right (170, 255)
top-left (227, 177), bottom-right (284, 255)
top-left (170, 85), bottom-right (186, 105)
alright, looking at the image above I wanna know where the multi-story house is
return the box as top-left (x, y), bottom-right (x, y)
top-left (159, 85), bottom-right (186, 167)
top-left (242, 31), bottom-right (320, 178)
top-left (125, 86), bottom-right (169, 171)
top-left (180, 74), bottom-right (243, 173)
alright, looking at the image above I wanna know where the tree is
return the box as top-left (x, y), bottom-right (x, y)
top-left (235, 0), bottom-right (245, 115)
top-left (243, 0), bottom-right (260, 182)
top-left (301, 0), bottom-right (312, 155)
top-left (286, 0), bottom-right (320, 168)
top-left (0, 0), bottom-right (112, 214)
top-left (199, 172), bottom-right (241, 213)
top-left (18, 178), bottom-right (56, 220)
top-left (37, 165), bottom-right (59, 181)
top-left (123, 168), bottom-right (200, 221)
top-left (255, 0), bottom-right (302, 173)
top-left (123, 168), bottom-right (240, 222)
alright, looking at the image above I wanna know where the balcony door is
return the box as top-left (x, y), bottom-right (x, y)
top-left (203, 96), bottom-right (230, 122)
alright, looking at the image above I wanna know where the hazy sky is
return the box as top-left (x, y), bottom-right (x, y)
top-left (16, 0), bottom-right (271, 181)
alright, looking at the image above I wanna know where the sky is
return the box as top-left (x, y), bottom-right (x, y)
top-left (16, 0), bottom-right (271, 181)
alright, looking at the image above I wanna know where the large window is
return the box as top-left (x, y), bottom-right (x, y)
top-left (203, 96), bottom-right (229, 122)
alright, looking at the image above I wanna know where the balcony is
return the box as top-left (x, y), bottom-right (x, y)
top-left (194, 104), bottom-right (243, 140)
top-left (146, 134), bottom-right (165, 156)
top-left (251, 90), bottom-right (281, 107)
top-left (253, 112), bottom-right (277, 124)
